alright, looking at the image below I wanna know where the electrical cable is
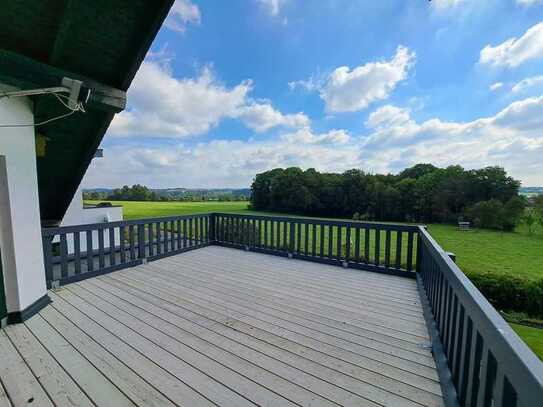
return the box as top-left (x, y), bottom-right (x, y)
top-left (0, 92), bottom-right (85, 128)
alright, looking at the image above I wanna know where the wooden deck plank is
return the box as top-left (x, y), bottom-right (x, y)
top-left (0, 246), bottom-right (444, 407)
top-left (25, 314), bottom-right (136, 407)
top-left (147, 259), bottom-right (430, 339)
top-left (0, 380), bottom-right (12, 407)
top-left (141, 262), bottom-right (435, 367)
top-left (64, 284), bottom-right (304, 407)
top-left (179, 250), bottom-right (423, 305)
top-left (86, 275), bottom-right (444, 406)
top-left (0, 330), bottom-right (54, 407)
top-left (160, 255), bottom-right (425, 319)
top-left (189, 247), bottom-right (421, 294)
top-left (104, 272), bottom-right (442, 390)
top-left (5, 323), bottom-right (94, 407)
top-left (48, 291), bottom-right (250, 407)
top-left (56, 284), bottom-right (384, 407)
top-left (128, 262), bottom-right (428, 340)
top-left (69, 282), bottom-right (339, 407)
top-left (149, 258), bottom-right (431, 355)
top-left (113, 269), bottom-right (438, 380)
top-left (38, 305), bottom-right (178, 407)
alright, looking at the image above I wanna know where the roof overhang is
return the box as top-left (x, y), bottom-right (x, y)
top-left (0, 0), bottom-right (174, 224)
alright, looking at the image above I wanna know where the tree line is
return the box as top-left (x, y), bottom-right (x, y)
top-left (250, 164), bottom-right (529, 230)
top-left (83, 184), bottom-right (249, 202)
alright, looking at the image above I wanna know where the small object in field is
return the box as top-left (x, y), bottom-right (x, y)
top-left (96, 202), bottom-right (113, 208)
top-left (458, 221), bottom-right (471, 231)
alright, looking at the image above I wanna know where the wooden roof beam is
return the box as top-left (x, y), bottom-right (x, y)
top-left (0, 50), bottom-right (126, 113)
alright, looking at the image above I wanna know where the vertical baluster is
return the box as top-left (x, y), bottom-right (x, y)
top-left (312, 224), bottom-right (316, 257)
top-left (129, 225), bottom-right (136, 260)
top-left (501, 377), bottom-right (517, 407)
top-left (200, 216), bottom-right (204, 244)
top-left (109, 227), bottom-right (116, 266)
top-left (452, 305), bottom-right (465, 387)
top-left (302, 223), bottom-right (308, 256)
top-left (271, 221), bottom-right (275, 249)
top-left (98, 228), bottom-right (105, 269)
top-left (59, 233), bottom-right (68, 279)
top-left (448, 293), bottom-right (459, 362)
top-left (147, 223), bottom-right (154, 256)
top-left (162, 221), bottom-right (168, 252)
top-left (328, 224), bottom-right (333, 258)
top-left (354, 226), bottom-right (360, 262)
top-left (74, 231), bottom-right (81, 275)
top-left (169, 221), bottom-right (174, 250)
top-left (407, 231), bottom-right (414, 272)
top-left (182, 219), bottom-right (187, 248)
top-left (42, 234), bottom-right (53, 284)
top-left (193, 218), bottom-right (198, 246)
top-left (177, 219), bottom-right (182, 249)
top-left (395, 231), bottom-right (402, 270)
top-left (263, 219), bottom-right (268, 248)
top-left (336, 225), bottom-right (342, 260)
top-left (120, 225), bottom-right (126, 263)
top-left (375, 228), bottom-right (381, 266)
top-left (345, 225), bottom-right (351, 262)
top-left (189, 218), bottom-right (194, 247)
top-left (458, 318), bottom-right (475, 405)
top-left (319, 223), bottom-right (324, 257)
top-left (282, 221), bottom-right (287, 251)
top-left (385, 230), bottom-right (391, 270)
top-left (86, 230), bottom-right (94, 271)
top-left (364, 228), bottom-right (370, 263)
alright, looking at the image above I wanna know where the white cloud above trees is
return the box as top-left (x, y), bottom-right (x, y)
top-left (479, 22), bottom-right (543, 68)
top-left (315, 46), bottom-right (415, 113)
top-left (110, 61), bottom-right (309, 138)
top-left (93, 95), bottom-right (543, 188)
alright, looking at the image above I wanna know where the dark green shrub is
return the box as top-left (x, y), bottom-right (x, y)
top-left (467, 272), bottom-right (543, 317)
top-left (467, 199), bottom-right (503, 229)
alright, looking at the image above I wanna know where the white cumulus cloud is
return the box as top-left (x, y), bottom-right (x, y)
top-left (233, 103), bottom-right (310, 133)
top-left (320, 46), bottom-right (415, 113)
top-left (164, 0), bottom-right (201, 33)
top-left (110, 61), bottom-right (310, 138)
top-left (90, 95), bottom-right (543, 189)
top-left (479, 22), bottom-right (543, 68)
top-left (511, 75), bottom-right (543, 92)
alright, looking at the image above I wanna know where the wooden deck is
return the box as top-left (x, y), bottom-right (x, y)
top-left (0, 246), bottom-right (444, 407)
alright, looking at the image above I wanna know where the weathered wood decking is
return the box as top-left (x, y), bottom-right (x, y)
top-left (0, 246), bottom-right (444, 406)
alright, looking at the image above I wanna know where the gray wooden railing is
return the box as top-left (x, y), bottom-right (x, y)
top-left (213, 213), bottom-right (420, 277)
top-left (41, 212), bottom-right (543, 406)
top-left (41, 213), bottom-right (212, 288)
top-left (417, 226), bottom-right (543, 407)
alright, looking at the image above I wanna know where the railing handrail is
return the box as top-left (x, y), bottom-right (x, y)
top-left (42, 212), bottom-right (212, 236)
top-left (417, 225), bottom-right (543, 406)
top-left (211, 212), bottom-right (422, 232)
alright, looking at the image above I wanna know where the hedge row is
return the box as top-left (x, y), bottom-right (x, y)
top-left (467, 272), bottom-right (543, 317)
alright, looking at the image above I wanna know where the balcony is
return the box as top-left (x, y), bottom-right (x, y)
top-left (0, 213), bottom-right (541, 406)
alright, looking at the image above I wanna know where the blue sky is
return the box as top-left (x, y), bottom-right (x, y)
top-left (84, 0), bottom-right (543, 188)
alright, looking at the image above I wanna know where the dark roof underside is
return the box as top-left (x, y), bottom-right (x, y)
top-left (0, 0), bottom-right (173, 223)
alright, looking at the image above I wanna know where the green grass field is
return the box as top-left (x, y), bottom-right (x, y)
top-left (85, 199), bottom-right (543, 359)
top-left (89, 200), bottom-right (252, 220)
top-left (510, 324), bottom-right (543, 360)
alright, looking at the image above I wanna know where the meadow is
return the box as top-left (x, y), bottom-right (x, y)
top-left (85, 199), bottom-right (543, 359)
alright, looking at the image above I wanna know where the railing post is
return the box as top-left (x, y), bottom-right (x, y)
top-left (41, 234), bottom-right (53, 285)
top-left (138, 224), bottom-right (145, 259)
top-left (209, 214), bottom-right (216, 242)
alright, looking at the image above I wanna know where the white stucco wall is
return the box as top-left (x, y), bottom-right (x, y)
top-left (55, 187), bottom-right (123, 254)
top-left (0, 90), bottom-right (48, 312)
